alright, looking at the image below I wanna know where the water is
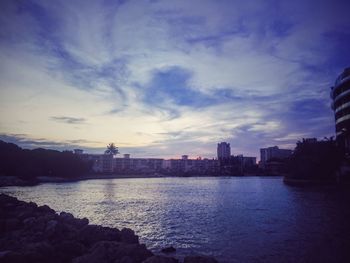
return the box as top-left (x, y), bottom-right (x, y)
top-left (1, 176), bottom-right (350, 262)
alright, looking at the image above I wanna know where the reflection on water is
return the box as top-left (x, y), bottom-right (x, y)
top-left (1, 177), bottom-right (350, 263)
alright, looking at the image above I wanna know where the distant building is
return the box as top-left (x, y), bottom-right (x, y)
top-left (217, 142), bottom-right (231, 160)
top-left (114, 154), bottom-right (163, 174)
top-left (331, 67), bottom-right (350, 152)
top-left (162, 156), bottom-right (219, 175)
top-left (260, 146), bottom-right (292, 166)
top-left (81, 154), bottom-right (114, 174)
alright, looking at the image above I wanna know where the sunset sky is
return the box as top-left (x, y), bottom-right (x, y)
top-left (0, 0), bottom-right (349, 159)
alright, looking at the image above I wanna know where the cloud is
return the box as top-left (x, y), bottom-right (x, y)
top-left (0, 0), bottom-right (349, 159)
top-left (51, 116), bottom-right (87, 125)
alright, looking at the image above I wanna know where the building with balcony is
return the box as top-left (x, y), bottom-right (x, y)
top-left (162, 156), bottom-right (219, 175)
top-left (331, 67), bottom-right (350, 152)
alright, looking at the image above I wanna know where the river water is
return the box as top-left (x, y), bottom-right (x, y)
top-left (1, 176), bottom-right (350, 262)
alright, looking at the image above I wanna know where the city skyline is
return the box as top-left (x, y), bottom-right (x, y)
top-left (1, 0), bottom-right (349, 159)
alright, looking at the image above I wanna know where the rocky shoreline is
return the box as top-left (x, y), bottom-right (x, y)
top-left (0, 194), bottom-right (218, 263)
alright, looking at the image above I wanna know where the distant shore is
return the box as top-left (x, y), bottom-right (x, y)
top-left (0, 174), bottom-right (166, 187)
top-left (0, 174), bottom-right (281, 187)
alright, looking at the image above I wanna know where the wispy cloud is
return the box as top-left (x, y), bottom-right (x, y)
top-left (51, 116), bottom-right (87, 125)
top-left (0, 0), bottom-right (349, 158)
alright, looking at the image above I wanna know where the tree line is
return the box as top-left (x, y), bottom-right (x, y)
top-left (0, 140), bottom-right (91, 180)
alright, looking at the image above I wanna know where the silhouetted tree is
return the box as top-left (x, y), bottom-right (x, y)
top-left (0, 140), bottom-right (91, 180)
top-left (104, 143), bottom-right (119, 155)
top-left (285, 139), bottom-right (344, 183)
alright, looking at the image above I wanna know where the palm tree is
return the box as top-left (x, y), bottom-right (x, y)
top-left (105, 143), bottom-right (119, 155)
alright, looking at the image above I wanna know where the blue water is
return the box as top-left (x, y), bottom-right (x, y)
top-left (1, 176), bottom-right (350, 262)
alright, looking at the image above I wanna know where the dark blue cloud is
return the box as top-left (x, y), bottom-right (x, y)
top-left (268, 19), bottom-right (294, 38)
top-left (143, 67), bottom-right (217, 108)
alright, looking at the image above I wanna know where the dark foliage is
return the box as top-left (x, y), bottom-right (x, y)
top-left (0, 140), bottom-right (91, 179)
top-left (286, 139), bottom-right (344, 182)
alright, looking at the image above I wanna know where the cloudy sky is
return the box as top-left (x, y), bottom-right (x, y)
top-left (0, 0), bottom-right (349, 159)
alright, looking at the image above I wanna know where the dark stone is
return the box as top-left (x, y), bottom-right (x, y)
top-left (59, 211), bottom-right (74, 222)
top-left (73, 241), bottom-right (153, 263)
top-left (184, 256), bottom-right (219, 263)
top-left (161, 246), bottom-right (176, 253)
top-left (45, 220), bottom-right (58, 237)
top-left (120, 228), bottom-right (139, 244)
top-left (37, 205), bottom-right (55, 214)
top-left (23, 217), bottom-right (36, 226)
top-left (75, 217), bottom-right (89, 229)
top-left (0, 195), bottom-right (218, 263)
top-left (78, 225), bottom-right (121, 246)
top-left (0, 251), bottom-right (26, 263)
top-left (143, 255), bottom-right (179, 263)
top-left (24, 241), bottom-right (54, 258)
top-left (58, 212), bottom-right (88, 228)
top-left (4, 218), bottom-right (21, 231)
top-left (114, 256), bottom-right (134, 263)
top-left (54, 240), bottom-right (86, 261)
top-left (0, 194), bottom-right (17, 206)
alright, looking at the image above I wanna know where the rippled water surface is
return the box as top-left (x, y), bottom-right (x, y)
top-left (1, 177), bottom-right (350, 262)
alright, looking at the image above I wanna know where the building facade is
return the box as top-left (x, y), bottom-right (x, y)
top-left (162, 157), bottom-right (219, 175)
top-left (260, 146), bottom-right (292, 165)
top-left (331, 67), bottom-right (350, 152)
top-left (217, 142), bottom-right (231, 160)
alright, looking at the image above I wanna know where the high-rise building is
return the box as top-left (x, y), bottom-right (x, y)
top-left (217, 142), bottom-right (231, 160)
top-left (331, 67), bottom-right (350, 151)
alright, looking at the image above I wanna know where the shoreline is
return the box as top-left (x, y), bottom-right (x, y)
top-left (0, 193), bottom-right (218, 263)
top-left (0, 174), bottom-right (283, 187)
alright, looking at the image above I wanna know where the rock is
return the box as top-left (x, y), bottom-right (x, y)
top-left (78, 225), bottom-right (121, 246)
top-left (0, 194), bottom-right (17, 205)
top-left (59, 211), bottom-right (75, 225)
top-left (75, 217), bottom-right (89, 229)
top-left (115, 256), bottom-right (134, 263)
top-left (54, 240), bottom-right (86, 261)
top-left (17, 209), bottom-right (36, 221)
top-left (45, 220), bottom-right (58, 236)
top-left (23, 217), bottom-right (36, 226)
top-left (24, 241), bottom-right (54, 257)
top-left (143, 255), bottom-right (179, 263)
top-left (58, 212), bottom-right (88, 229)
top-left (0, 251), bottom-right (25, 263)
top-left (183, 256), bottom-right (219, 263)
top-left (4, 218), bottom-right (21, 231)
top-left (73, 241), bottom-right (153, 263)
top-left (0, 250), bottom-right (12, 259)
top-left (115, 243), bottom-right (153, 263)
top-left (120, 228), bottom-right (139, 244)
top-left (37, 205), bottom-right (55, 214)
top-left (0, 195), bottom-right (219, 263)
top-left (161, 246), bottom-right (176, 253)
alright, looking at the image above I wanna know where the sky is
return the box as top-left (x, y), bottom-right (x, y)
top-left (0, 0), bottom-right (349, 159)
